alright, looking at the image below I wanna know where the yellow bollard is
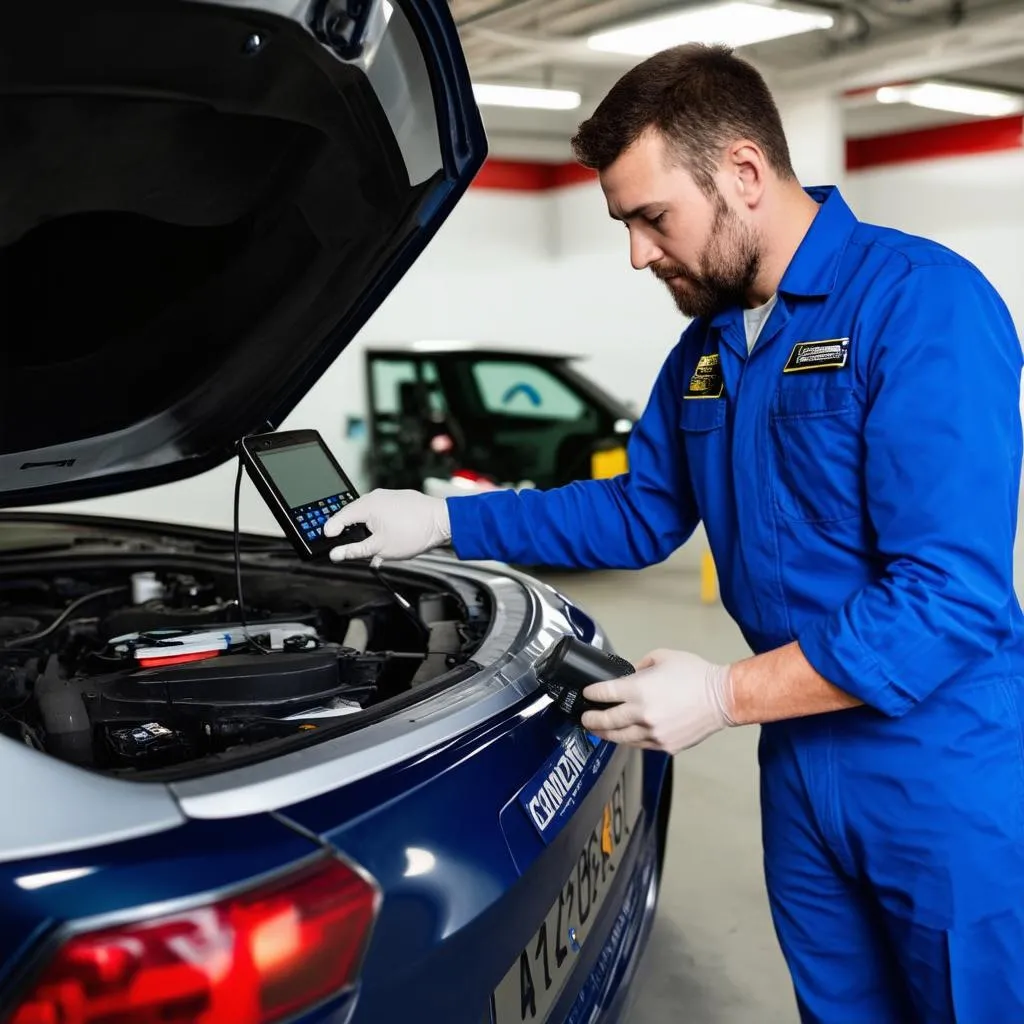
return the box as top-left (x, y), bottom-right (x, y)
top-left (700, 550), bottom-right (718, 604)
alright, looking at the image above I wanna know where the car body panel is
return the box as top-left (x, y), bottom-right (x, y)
top-left (0, 744), bottom-right (669, 1024)
top-left (300, 744), bottom-right (649, 1023)
top-left (0, 742), bottom-right (186, 865)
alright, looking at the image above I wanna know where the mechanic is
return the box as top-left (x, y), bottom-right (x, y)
top-left (324, 43), bottom-right (1024, 1024)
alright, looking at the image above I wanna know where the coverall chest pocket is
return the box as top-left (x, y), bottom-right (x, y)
top-left (769, 383), bottom-right (862, 524)
top-left (678, 398), bottom-right (727, 511)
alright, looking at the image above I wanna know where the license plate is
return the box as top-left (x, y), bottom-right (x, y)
top-left (493, 755), bottom-right (643, 1023)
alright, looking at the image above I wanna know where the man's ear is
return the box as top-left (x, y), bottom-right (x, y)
top-left (725, 141), bottom-right (768, 208)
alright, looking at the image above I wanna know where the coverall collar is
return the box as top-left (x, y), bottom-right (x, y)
top-left (777, 185), bottom-right (858, 298)
top-left (710, 185), bottom-right (856, 334)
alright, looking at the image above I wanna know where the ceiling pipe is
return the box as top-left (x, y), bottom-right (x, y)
top-left (466, 1), bottom-right (1024, 97)
top-left (460, 0), bottom-right (660, 72)
top-left (774, 6), bottom-right (1024, 91)
top-left (456, 0), bottom-right (541, 28)
top-left (463, 24), bottom-right (633, 65)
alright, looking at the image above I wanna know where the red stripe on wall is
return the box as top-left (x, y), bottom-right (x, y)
top-left (470, 159), bottom-right (559, 191)
top-left (470, 159), bottom-right (599, 190)
top-left (471, 116), bottom-right (1024, 191)
top-left (549, 162), bottom-right (599, 188)
top-left (846, 114), bottom-right (1024, 170)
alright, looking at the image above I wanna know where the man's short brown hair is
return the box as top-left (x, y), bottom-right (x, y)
top-left (570, 43), bottom-right (795, 194)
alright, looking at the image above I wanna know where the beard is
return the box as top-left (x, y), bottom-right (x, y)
top-left (652, 194), bottom-right (762, 320)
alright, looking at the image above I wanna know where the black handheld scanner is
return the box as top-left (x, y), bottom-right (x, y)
top-left (534, 635), bottom-right (635, 723)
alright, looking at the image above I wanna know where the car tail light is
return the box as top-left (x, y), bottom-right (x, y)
top-left (7, 855), bottom-right (379, 1024)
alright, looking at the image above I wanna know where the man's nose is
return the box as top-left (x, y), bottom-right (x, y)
top-left (629, 228), bottom-right (662, 271)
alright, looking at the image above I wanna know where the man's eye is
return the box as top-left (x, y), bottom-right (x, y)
top-left (647, 212), bottom-right (666, 228)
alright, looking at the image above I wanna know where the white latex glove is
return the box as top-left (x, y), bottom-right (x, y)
top-left (579, 648), bottom-right (737, 753)
top-left (323, 489), bottom-right (451, 565)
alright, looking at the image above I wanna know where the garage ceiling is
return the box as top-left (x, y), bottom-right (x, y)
top-left (448, 0), bottom-right (1024, 159)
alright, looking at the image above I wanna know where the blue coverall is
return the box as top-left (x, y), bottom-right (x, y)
top-left (448, 187), bottom-right (1024, 1022)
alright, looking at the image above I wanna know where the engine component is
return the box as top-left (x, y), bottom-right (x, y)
top-left (0, 556), bottom-right (481, 774)
top-left (130, 572), bottom-right (166, 605)
top-left (411, 620), bottom-right (463, 686)
top-left (0, 616), bottom-right (41, 640)
top-left (106, 721), bottom-right (193, 768)
top-left (81, 646), bottom-right (388, 728)
top-left (0, 654), bottom-right (37, 704)
top-left (100, 600), bottom-right (299, 642)
top-left (108, 622), bottom-right (321, 663)
top-left (99, 570), bottom-right (294, 640)
top-left (36, 655), bottom-right (93, 766)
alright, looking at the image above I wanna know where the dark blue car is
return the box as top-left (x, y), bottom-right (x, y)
top-left (0, 1), bottom-right (673, 1021)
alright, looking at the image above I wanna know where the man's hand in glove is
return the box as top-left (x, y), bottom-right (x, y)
top-left (323, 489), bottom-right (451, 565)
top-left (579, 648), bottom-right (737, 754)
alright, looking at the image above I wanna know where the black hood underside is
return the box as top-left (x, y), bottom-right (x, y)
top-left (0, 0), bottom-right (485, 506)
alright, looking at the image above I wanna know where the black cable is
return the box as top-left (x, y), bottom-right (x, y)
top-left (2, 586), bottom-right (128, 649)
top-left (369, 563), bottom-right (431, 644)
top-left (234, 447), bottom-right (272, 655)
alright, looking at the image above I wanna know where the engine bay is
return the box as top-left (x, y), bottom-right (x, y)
top-left (0, 558), bottom-right (489, 777)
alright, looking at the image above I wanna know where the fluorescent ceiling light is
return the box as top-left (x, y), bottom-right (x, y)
top-left (876, 81), bottom-right (1024, 118)
top-left (587, 2), bottom-right (834, 56)
top-left (473, 83), bottom-right (582, 111)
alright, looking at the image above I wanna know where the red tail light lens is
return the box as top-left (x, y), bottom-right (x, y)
top-left (8, 855), bottom-right (379, 1024)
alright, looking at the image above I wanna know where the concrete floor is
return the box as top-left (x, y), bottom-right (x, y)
top-left (535, 553), bottom-right (800, 1024)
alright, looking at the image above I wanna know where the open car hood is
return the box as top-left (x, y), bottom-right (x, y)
top-left (0, 0), bottom-right (486, 506)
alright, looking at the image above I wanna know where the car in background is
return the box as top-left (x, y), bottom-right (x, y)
top-left (0, 1), bottom-right (671, 1023)
top-left (364, 344), bottom-right (636, 496)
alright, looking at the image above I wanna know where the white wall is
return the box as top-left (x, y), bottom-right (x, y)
top-left (844, 149), bottom-right (1024, 334)
top-left (27, 145), bottom-right (1024, 552)
top-left (776, 91), bottom-right (847, 189)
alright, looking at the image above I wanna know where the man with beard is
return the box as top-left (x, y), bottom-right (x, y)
top-left (325, 43), bottom-right (1024, 1023)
